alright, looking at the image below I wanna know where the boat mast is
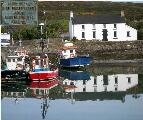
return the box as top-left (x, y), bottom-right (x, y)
top-left (41, 89), bottom-right (49, 119)
top-left (39, 23), bottom-right (45, 53)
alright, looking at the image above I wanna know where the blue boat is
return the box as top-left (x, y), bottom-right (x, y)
top-left (59, 41), bottom-right (92, 68)
top-left (59, 70), bottom-right (90, 80)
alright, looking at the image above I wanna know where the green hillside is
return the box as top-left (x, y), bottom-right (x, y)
top-left (2, 1), bottom-right (143, 40)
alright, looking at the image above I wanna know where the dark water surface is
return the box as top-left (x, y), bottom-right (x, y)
top-left (1, 64), bottom-right (143, 120)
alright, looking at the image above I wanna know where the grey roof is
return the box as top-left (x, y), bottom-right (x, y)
top-left (72, 15), bottom-right (125, 24)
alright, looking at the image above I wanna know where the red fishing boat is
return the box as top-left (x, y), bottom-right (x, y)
top-left (28, 55), bottom-right (58, 80)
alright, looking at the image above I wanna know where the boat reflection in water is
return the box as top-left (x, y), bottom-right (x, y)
top-left (1, 79), bottom-right (59, 120)
top-left (27, 80), bottom-right (59, 119)
top-left (60, 69), bottom-right (139, 103)
top-left (1, 65), bottom-right (143, 120)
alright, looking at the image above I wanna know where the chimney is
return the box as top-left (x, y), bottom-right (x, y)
top-left (70, 11), bottom-right (73, 19)
top-left (121, 10), bottom-right (125, 17)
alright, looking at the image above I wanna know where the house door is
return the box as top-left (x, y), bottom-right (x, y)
top-left (102, 29), bottom-right (108, 41)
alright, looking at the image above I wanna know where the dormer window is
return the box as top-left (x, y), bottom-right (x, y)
top-left (82, 25), bottom-right (85, 29)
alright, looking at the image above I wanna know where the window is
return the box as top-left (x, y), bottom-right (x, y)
top-left (70, 50), bottom-right (73, 53)
top-left (94, 78), bottom-right (97, 85)
top-left (70, 82), bottom-right (74, 85)
top-left (93, 31), bottom-right (96, 38)
top-left (128, 77), bottom-right (131, 83)
top-left (65, 82), bottom-right (67, 85)
top-left (36, 89), bottom-right (39, 94)
top-left (114, 31), bottom-right (117, 37)
top-left (103, 24), bottom-right (106, 28)
top-left (83, 80), bottom-right (86, 85)
top-left (82, 25), bottom-right (85, 29)
top-left (93, 24), bottom-right (96, 29)
top-left (114, 24), bottom-right (117, 28)
top-left (94, 87), bottom-right (97, 92)
top-left (40, 60), bottom-right (43, 67)
top-left (82, 32), bottom-right (85, 38)
top-left (35, 60), bottom-right (39, 65)
top-left (103, 75), bottom-right (108, 85)
top-left (104, 86), bottom-right (107, 91)
top-left (115, 87), bottom-right (118, 91)
top-left (44, 59), bottom-right (46, 65)
top-left (127, 31), bottom-right (130, 37)
top-left (8, 59), bottom-right (11, 62)
top-left (13, 59), bottom-right (15, 62)
top-left (83, 87), bottom-right (86, 92)
top-left (17, 57), bottom-right (22, 61)
top-left (115, 77), bottom-right (118, 84)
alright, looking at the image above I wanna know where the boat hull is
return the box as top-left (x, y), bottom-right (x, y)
top-left (59, 70), bottom-right (90, 80)
top-left (60, 56), bottom-right (92, 68)
top-left (1, 70), bottom-right (28, 81)
top-left (28, 70), bottom-right (58, 80)
top-left (28, 80), bottom-right (59, 88)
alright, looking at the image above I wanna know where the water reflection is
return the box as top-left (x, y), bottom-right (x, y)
top-left (60, 70), bottom-right (138, 92)
top-left (59, 69), bottom-right (141, 103)
top-left (27, 80), bottom-right (59, 119)
top-left (1, 65), bottom-right (143, 120)
top-left (1, 81), bottom-right (27, 101)
top-left (1, 80), bottom-right (59, 120)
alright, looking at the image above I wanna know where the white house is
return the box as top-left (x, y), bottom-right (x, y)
top-left (63, 74), bottom-right (138, 93)
top-left (69, 11), bottom-right (137, 41)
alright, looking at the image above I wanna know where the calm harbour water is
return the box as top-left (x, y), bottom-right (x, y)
top-left (1, 64), bottom-right (143, 120)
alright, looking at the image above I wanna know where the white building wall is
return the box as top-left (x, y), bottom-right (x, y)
top-left (125, 25), bottom-right (137, 40)
top-left (63, 74), bottom-right (138, 92)
top-left (108, 74), bottom-right (138, 91)
top-left (70, 23), bottom-right (137, 41)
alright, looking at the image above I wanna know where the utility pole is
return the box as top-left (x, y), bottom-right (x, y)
top-left (39, 23), bottom-right (44, 53)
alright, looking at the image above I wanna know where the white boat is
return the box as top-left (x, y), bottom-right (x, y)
top-left (6, 55), bottom-right (25, 70)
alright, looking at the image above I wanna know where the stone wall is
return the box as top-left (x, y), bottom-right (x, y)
top-left (1, 39), bottom-right (143, 61)
top-left (75, 40), bottom-right (143, 60)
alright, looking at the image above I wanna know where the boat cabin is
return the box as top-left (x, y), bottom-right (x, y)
top-left (32, 55), bottom-right (49, 72)
top-left (15, 47), bottom-right (29, 57)
top-left (61, 41), bottom-right (77, 59)
top-left (6, 56), bottom-right (25, 70)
